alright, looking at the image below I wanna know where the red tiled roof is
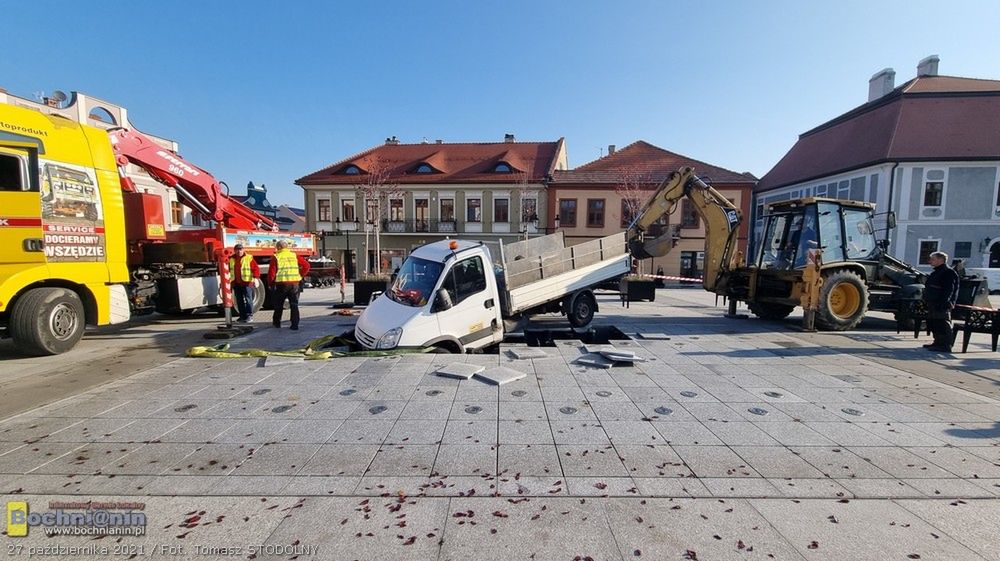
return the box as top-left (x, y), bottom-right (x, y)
top-left (551, 140), bottom-right (755, 186)
top-left (757, 75), bottom-right (1000, 192)
top-left (296, 139), bottom-right (564, 185)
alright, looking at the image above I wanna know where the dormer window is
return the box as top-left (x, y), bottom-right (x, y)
top-left (343, 165), bottom-right (361, 175)
top-left (494, 163), bottom-right (513, 173)
top-left (415, 163), bottom-right (434, 173)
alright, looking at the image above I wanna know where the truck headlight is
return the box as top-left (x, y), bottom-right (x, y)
top-left (377, 327), bottom-right (402, 349)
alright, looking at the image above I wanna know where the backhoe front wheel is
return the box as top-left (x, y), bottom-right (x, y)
top-left (9, 287), bottom-right (86, 355)
top-left (816, 270), bottom-right (868, 331)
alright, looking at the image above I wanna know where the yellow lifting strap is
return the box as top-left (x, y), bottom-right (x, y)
top-left (185, 334), bottom-right (435, 360)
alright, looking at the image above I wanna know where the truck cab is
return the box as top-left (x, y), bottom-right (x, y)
top-left (355, 240), bottom-right (504, 353)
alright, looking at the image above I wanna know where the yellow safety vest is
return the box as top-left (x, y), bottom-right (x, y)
top-left (274, 249), bottom-right (302, 283)
top-left (229, 254), bottom-right (253, 282)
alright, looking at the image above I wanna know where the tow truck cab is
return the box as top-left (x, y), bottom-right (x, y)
top-left (355, 240), bottom-right (504, 353)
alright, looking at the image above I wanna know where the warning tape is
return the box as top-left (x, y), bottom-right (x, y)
top-left (186, 334), bottom-right (435, 360)
top-left (636, 273), bottom-right (705, 283)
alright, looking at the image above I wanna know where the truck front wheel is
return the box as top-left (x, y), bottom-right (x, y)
top-left (816, 270), bottom-right (868, 331)
top-left (10, 287), bottom-right (86, 355)
top-left (566, 291), bottom-right (596, 328)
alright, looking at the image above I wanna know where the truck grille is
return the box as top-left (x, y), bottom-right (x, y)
top-left (355, 326), bottom-right (377, 348)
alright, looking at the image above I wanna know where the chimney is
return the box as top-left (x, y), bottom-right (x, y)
top-left (504, 133), bottom-right (515, 143)
top-left (917, 55), bottom-right (940, 77)
top-left (435, 139), bottom-right (443, 144)
top-left (384, 135), bottom-right (400, 145)
top-left (868, 68), bottom-right (896, 101)
top-left (44, 97), bottom-right (58, 108)
top-left (607, 144), bottom-right (616, 156)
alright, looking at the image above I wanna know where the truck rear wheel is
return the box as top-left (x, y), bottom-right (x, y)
top-left (10, 287), bottom-right (86, 355)
top-left (566, 291), bottom-right (596, 328)
top-left (817, 270), bottom-right (868, 331)
top-left (748, 302), bottom-right (795, 320)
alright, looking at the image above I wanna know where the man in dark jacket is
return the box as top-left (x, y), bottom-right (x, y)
top-left (921, 251), bottom-right (960, 352)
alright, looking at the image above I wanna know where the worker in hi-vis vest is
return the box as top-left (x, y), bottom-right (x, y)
top-left (267, 240), bottom-right (311, 330)
top-left (229, 243), bottom-right (261, 323)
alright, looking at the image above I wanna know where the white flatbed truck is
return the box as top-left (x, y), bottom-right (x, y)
top-left (355, 232), bottom-right (630, 352)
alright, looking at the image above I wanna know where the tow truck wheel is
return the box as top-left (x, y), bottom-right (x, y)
top-left (10, 287), bottom-right (86, 355)
top-left (816, 270), bottom-right (868, 331)
top-left (748, 302), bottom-right (795, 320)
top-left (567, 291), bottom-right (596, 328)
top-left (251, 278), bottom-right (266, 313)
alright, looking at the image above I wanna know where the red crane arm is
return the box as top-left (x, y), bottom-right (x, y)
top-left (108, 128), bottom-right (277, 231)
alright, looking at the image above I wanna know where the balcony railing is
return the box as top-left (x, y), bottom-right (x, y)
top-left (379, 219), bottom-right (540, 235)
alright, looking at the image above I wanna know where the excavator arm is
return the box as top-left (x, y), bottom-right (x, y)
top-left (108, 128), bottom-right (277, 231)
top-left (627, 167), bottom-right (742, 292)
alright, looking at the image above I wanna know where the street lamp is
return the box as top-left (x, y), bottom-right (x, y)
top-left (336, 217), bottom-right (360, 280)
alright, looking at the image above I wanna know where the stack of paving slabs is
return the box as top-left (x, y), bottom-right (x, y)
top-left (435, 363), bottom-right (485, 380)
top-left (505, 346), bottom-right (549, 359)
top-left (582, 343), bottom-right (647, 364)
top-left (474, 366), bottom-right (527, 385)
top-left (435, 363), bottom-right (526, 385)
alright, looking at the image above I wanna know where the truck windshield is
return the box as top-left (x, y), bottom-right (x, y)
top-left (387, 256), bottom-right (443, 307)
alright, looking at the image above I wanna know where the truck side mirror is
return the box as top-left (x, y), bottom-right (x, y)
top-left (886, 211), bottom-right (897, 230)
top-left (432, 288), bottom-right (453, 312)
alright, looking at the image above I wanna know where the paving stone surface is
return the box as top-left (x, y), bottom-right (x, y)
top-left (2, 289), bottom-right (998, 559)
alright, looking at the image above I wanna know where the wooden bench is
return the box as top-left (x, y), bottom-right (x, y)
top-left (952, 304), bottom-right (1000, 353)
top-left (895, 300), bottom-right (999, 353)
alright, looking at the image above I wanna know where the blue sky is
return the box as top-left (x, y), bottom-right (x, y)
top-left (4, 0), bottom-right (999, 206)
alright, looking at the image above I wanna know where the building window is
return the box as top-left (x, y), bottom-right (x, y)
top-left (415, 198), bottom-right (429, 231)
top-left (440, 198), bottom-right (455, 222)
top-left (521, 197), bottom-right (537, 223)
top-left (467, 198), bottom-right (482, 222)
top-left (586, 199), bottom-right (605, 228)
top-left (954, 242), bottom-right (972, 259)
top-left (494, 197), bottom-right (509, 223)
top-left (681, 200), bottom-right (700, 229)
top-left (389, 198), bottom-right (404, 221)
top-left (415, 163), bottom-right (434, 174)
top-left (343, 165), bottom-right (361, 175)
top-left (341, 198), bottom-right (355, 221)
top-left (918, 240), bottom-right (940, 265)
top-left (366, 198), bottom-right (378, 224)
top-left (995, 181), bottom-right (1000, 207)
top-left (317, 199), bottom-right (331, 221)
top-left (923, 181), bottom-right (943, 207)
top-left (559, 199), bottom-right (577, 227)
top-left (494, 163), bottom-right (512, 173)
top-left (171, 201), bottom-right (183, 224)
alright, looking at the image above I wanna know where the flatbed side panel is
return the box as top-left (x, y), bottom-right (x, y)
top-left (505, 232), bottom-right (626, 290)
top-left (507, 255), bottom-right (629, 313)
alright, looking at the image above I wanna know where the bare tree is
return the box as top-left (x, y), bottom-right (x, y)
top-left (512, 170), bottom-right (538, 238)
top-left (354, 157), bottom-right (404, 275)
top-left (614, 166), bottom-right (655, 274)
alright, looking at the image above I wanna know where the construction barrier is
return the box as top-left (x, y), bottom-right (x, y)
top-left (186, 334), bottom-right (435, 360)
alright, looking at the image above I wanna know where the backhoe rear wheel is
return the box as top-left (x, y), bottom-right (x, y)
top-left (10, 287), bottom-right (86, 355)
top-left (816, 270), bottom-right (868, 331)
top-left (748, 302), bottom-right (795, 321)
